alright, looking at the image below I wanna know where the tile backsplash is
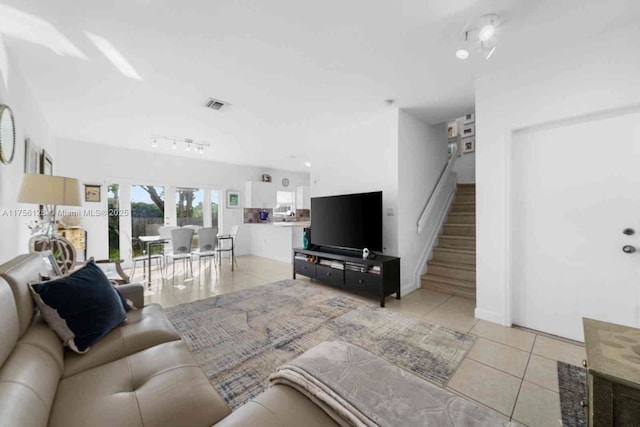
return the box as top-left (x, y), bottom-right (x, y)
top-left (243, 208), bottom-right (273, 223)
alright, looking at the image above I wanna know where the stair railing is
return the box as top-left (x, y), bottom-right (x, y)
top-left (417, 144), bottom-right (459, 234)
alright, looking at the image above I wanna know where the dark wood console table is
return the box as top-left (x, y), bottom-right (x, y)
top-left (292, 247), bottom-right (400, 307)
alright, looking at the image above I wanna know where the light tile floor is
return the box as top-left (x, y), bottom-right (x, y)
top-left (133, 255), bottom-right (585, 427)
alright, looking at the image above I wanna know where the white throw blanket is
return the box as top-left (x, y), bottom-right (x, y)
top-left (269, 341), bottom-right (520, 427)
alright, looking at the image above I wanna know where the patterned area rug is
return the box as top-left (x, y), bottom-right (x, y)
top-left (557, 361), bottom-right (587, 427)
top-left (166, 280), bottom-right (475, 408)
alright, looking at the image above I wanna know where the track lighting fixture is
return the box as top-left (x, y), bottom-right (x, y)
top-left (150, 136), bottom-right (211, 155)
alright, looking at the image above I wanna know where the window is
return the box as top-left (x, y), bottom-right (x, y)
top-left (211, 190), bottom-right (219, 231)
top-left (176, 187), bottom-right (204, 227)
top-left (274, 191), bottom-right (295, 216)
top-left (131, 185), bottom-right (165, 257)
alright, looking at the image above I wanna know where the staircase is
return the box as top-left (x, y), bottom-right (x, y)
top-left (421, 183), bottom-right (476, 299)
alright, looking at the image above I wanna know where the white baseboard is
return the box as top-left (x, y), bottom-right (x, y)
top-left (474, 307), bottom-right (510, 326)
top-left (401, 281), bottom-right (420, 297)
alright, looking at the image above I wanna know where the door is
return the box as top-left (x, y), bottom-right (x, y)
top-left (130, 185), bottom-right (165, 258)
top-left (511, 110), bottom-right (640, 341)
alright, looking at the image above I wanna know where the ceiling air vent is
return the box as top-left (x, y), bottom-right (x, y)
top-left (203, 97), bottom-right (230, 111)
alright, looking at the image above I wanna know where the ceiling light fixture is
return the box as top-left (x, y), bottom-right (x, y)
top-left (151, 136), bottom-right (211, 155)
top-left (478, 24), bottom-right (495, 42)
top-left (455, 49), bottom-right (469, 60)
top-left (304, 161), bottom-right (311, 168)
top-left (458, 13), bottom-right (501, 60)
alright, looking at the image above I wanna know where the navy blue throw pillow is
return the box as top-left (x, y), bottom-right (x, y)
top-left (30, 260), bottom-right (127, 353)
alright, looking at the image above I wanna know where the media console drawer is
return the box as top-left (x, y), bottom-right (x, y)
top-left (294, 260), bottom-right (316, 278)
top-left (316, 265), bottom-right (344, 287)
top-left (345, 270), bottom-right (381, 295)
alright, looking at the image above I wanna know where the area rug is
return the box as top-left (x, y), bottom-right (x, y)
top-left (557, 361), bottom-right (587, 427)
top-left (166, 279), bottom-right (475, 408)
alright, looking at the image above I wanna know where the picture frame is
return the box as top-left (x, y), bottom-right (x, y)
top-left (84, 184), bottom-right (101, 202)
top-left (462, 139), bottom-right (475, 154)
top-left (24, 138), bottom-right (39, 174)
top-left (226, 190), bottom-right (241, 208)
top-left (461, 124), bottom-right (475, 138)
top-left (447, 121), bottom-right (458, 138)
top-left (463, 113), bottom-right (475, 124)
top-left (40, 148), bottom-right (53, 175)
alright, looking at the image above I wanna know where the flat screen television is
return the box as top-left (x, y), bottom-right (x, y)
top-left (310, 191), bottom-right (382, 252)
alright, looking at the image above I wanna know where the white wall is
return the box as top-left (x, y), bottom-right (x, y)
top-left (397, 111), bottom-right (447, 292)
top-left (56, 139), bottom-right (309, 261)
top-left (475, 26), bottom-right (640, 326)
top-left (0, 48), bottom-right (55, 263)
top-left (308, 109), bottom-right (448, 294)
top-left (453, 151), bottom-right (475, 184)
top-left (309, 109), bottom-right (399, 257)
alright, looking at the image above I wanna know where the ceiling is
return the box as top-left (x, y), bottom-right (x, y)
top-left (0, 0), bottom-right (636, 171)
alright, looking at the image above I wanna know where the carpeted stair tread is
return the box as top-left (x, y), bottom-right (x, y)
top-left (432, 247), bottom-right (475, 266)
top-left (427, 260), bottom-right (476, 272)
top-left (433, 247), bottom-right (475, 256)
top-left (421, 276), bottom-right (476, 300)
top-left (421, 274), bottom-right (476, 289)
top-left (439, 235), bottom-right (475, 241)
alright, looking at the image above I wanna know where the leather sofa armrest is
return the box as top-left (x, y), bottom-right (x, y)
top-left (116, 283), bottom-right (145, 309)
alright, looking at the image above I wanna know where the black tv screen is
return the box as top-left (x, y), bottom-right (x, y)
top-left (310, 191), bottom-right (382, 252)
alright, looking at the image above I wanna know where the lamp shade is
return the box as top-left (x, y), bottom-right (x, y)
top-left (18, 174), bottom-right (82, 206)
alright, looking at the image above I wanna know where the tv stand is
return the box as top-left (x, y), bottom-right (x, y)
top-left (292, 248), bottom-right (400, 307)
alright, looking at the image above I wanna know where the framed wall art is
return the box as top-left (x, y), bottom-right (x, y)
top-left (84, 184), bottom-right (101, 202)
top-left (447, 121), bottom-right (458, 138)
top-left (226, 190), bottom-right (241, 208)
top-left (40, 148), bottom-right (53, 175)
top-left (461, 124), bottom-right (475, 138)
top-left (462, 139), bottom-right (475, 154)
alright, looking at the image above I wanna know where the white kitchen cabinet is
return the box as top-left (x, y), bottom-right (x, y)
top-left (295, 186), bottom-right (310, 210)
top-left (245, 181), bottom-right (276, 208)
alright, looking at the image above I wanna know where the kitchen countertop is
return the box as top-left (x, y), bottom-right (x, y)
top-left (245, 221), bottom-right (310, 227)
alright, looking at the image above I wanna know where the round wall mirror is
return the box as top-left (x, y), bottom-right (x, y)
top-left (0, 105), bottom-right (16, 165)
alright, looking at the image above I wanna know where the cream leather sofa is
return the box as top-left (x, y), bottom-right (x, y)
top-left (0, 254), bottom-right (337, 427)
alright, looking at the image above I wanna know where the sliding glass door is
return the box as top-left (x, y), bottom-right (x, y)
top-left (176, 188), bottom-right (204, 227)
top-left (131, 185), bottom-right (165, 257)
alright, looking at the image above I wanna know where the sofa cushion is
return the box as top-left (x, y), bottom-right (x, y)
top-left (0, 338), bottom-right (63, 427)
top-left (0, 278), bottom-right (19, 366)
top-left (63, 303), bottom-right (181, 377)
top-left (30, 260), bottom-right (127, 353)
top-left (215, 384), bottom-right (339, 427)
top-left (50, 340), bottom-right (232, 427)
top-left (0, 254), bottom-right (52, 337)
